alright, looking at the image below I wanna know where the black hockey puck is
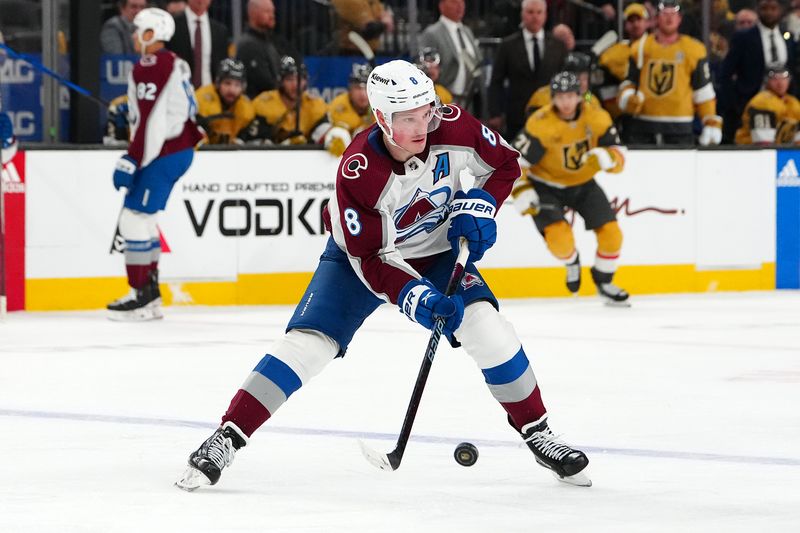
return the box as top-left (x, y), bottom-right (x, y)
top-left (454, 442), bottom-right (479, 467)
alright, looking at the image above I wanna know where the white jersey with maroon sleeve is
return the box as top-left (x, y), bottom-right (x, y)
top-left (127, 49), bottom-right (204, 167)
top-left (327, 104), bottom-right (521, 304)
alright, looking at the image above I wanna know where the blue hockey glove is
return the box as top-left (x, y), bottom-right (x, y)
top-left (113, 154), bottom-right (138, 190)
top-left (447, 189), bottom-right (497, 263)
top-left (397, 278), bottom-right (465, 336)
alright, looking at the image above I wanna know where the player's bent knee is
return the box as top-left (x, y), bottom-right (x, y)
top-left (118, 207), bottom-right (155, 241)
top-left (595, 221), bottom-right (623, 254)
top-left (543, 221), bottom-right (575, 260)
top-left (271, 328), bottom-right (340, 384)
top-left (455, 301), bottom-right (522, 369)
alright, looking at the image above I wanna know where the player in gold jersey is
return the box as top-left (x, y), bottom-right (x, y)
top-left (617, 0), bottom-right (721, 146)
top-left (736, 65), bottom-right (800, 145)
top-left (595, 3), bottom-right (649, 121)
top-left (244, 56), bottom-right (346, 153)
top-left (326, 63), bottom-right (375, 156)
top-left (195, 59), bottom-right (256, 145)
top-left (511, 71), bottom-right (630, 306)
top-left (525, 52), bottom-right (602, 116)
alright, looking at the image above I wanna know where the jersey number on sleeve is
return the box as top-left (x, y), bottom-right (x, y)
top-left (481, 124), bottom-right (497, 146)
top-left (344, 208), bottom-right (362, 236)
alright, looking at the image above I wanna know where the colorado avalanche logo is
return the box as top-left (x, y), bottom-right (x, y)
top-left (440, 104), bottom-right (462, 122)
top-left (460, 272), bottom-right (484, 290)
top-left (341, 153), bottom-right (368, 179)
top-left (394, 186), bottom-right (451, 242)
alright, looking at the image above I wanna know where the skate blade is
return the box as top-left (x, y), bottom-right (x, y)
top-left (553, 470), bottom-right (592, 487)
top-left (175, 466), bottom-right (211, 492)
top-left (600, 296), bottom-right (631, 308)
top-left (107, 306), bottom-right (164, 322)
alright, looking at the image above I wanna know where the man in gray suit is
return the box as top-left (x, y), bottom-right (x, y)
top-left (419, 0), bottom-right (483, 109)
top-left (488, 0), bottom-right (567, 139)
top-left (101, 0), bottom-right (147, 55)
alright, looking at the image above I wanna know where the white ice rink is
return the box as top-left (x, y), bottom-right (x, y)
top-left (1, 291), bottom-right (799, 532)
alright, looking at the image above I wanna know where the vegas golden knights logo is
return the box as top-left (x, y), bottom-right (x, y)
top-left (647, 61), bottom-right (675, 96)
top-left (563, 139), bottom-right (590, 170)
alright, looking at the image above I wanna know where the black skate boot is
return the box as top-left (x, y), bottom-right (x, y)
top-left (175, 422), bottom-right (248, 492)
top-left (106, 282), bottom-right (163, 321)
top-left (565, 254), bottom-right (581, 294)
top-left (591, 267), bottom-right (630, 307)
top-left (518, 415), bottom-right (591, 487)
top-left (150, 268), bottom-right (161, 300)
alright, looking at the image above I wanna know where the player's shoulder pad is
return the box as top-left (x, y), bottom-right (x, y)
top-left (524, 106), bottom-right (552, 134)
top-left (679, 35), bottom-right (709, 60)
top-left (336, 129), bottom-right (394, 200)
top-left (429, 104), bottom-right (484, 146)
top-left (586, 103), bottom-right (614, 129)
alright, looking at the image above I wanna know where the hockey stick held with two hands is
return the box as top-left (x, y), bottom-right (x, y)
top-left (359, 237), bottom-right (470, 471)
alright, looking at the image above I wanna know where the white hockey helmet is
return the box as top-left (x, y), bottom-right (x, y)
top-left (133, 8), bottom-right (175, 48)
top-left (366, 60), bottom-right (442, 141)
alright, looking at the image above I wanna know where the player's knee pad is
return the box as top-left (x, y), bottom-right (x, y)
top-left (454, 301), bottom-right (522, 370)
top-left (543, 221), bottom-right (576, 262)
top-left (118, 207), bottom-right (156, 241)
top-left (270, 328), bottom-right (340, 385)
top-left (595, 221), bottom-right (623, 255)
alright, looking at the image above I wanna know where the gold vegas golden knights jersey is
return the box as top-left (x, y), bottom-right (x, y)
top-left (526, 86), bottom-right (602, 116)
top-left (327, 91), bottom-right (375, 136)
top-left (513, 102), bottom-right (624, 188)
top-left (435, 84), bottom-right (453, 105)
top-left (622, 34), bottom-right (716, 134)
top-left (596, 41), bottom-right (632, 119)
top-left (248, 90), bottom-right (329, 144)
top-left (195, 84), bottom-right (256, 144)
top-left (736, 90), bottom-right (800, 145)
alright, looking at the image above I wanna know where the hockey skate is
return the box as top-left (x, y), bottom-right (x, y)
top-left (591, 267), bottom-right (630, 307)
top-left (175, 422), bottom-right (248, 492)
top-left (565, 255), bottom-right (581, 294)
top-left (106, 281), bottom-right (163, 321)
top-left (519, 415), bottom-right (591, 487)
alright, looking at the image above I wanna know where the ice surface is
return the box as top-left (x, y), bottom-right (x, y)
top-left (1, 291), bottom-right (799, 532)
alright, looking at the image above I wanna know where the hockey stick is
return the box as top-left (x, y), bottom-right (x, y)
top-left (360, 237), bottom-right (470, 471)
top-left (0, 42), bottom-right (110, 108)
top-left (347, 31), bottom-right (376, 69)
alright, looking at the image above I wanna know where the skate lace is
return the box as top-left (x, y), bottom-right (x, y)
top-left (111, 288), bottom-right (138, 305)
top-left (524, 427), bottom-right (573, 461)
top-left (566, 263), bottom-right (581, 282)
top-left (202, 431), bottom-right (235, 469)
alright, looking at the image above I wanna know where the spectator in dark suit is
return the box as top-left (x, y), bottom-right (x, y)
top-left (236, 0), bottom-right (298, 98)
top-left (419, 0), bottom-right (484, 108)
top-left (488, 0), bottom-right (567, 139)
top-left (719, 0), bottom-right (794, 143)
top-left (100, 0), bottom-right (147, 55)
top-left (167, 0), bottom-right (231, 89)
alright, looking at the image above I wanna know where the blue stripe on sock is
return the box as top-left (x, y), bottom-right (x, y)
top-left (253, 355), bottom-right (302, 397)
top-left (482, 347), bottom-right (529, 385)
top-left (125, 239), bottom-right (154, 252)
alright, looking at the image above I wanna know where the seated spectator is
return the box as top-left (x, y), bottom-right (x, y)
top-left (195, 58), bottom-right (256, 144)
top-left (236, 0), bottom-right (298, 99)
top-left (526, 52), bottom-right (602, 115)
top-left (101, 0), bottom-right (147, 55)
top-left (167, 0), bottom-right (231, 89)
top-left (552, 24), bottom-right (576, 52)
top-left (331, 0), bottom-right (393, 54)
top-left (596, 3), bottom-right (650, 120)
top-left (244, 56), bottom-right (337, 149)
top-left (325, 63), bottom-right (373, 156)
top-left (415, 47), bottom-right (454, 105)
top-left (736, 64), bottom-right (800, 144)
top-left (618, 0), bottom-right (721, 145)
top-left (104, 95), bottom-right (131, 146)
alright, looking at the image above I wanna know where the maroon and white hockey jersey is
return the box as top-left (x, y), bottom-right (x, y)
top-left (127, 49), bottom-right (204, 167)
top-left (326, 104), bottom-right (521, 304)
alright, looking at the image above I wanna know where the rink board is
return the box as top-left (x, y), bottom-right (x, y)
top-left (20, 148), bottom-right (777, 310)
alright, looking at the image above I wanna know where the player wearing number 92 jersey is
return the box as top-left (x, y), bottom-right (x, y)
top-left (177, 61), bottom-right (593, 492)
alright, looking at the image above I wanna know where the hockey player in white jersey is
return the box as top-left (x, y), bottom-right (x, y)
top-left (107, 7), bottom-right (203, 321)
top-left (177, 60), bottom-right (591, 490)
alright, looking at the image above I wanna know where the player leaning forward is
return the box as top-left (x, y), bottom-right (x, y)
top-left (107, 8), bottom-right (204, 320)
top-left (511, 71), bottom-right (630, 306)
top-left (177, 60), bottom-right (591, 490)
